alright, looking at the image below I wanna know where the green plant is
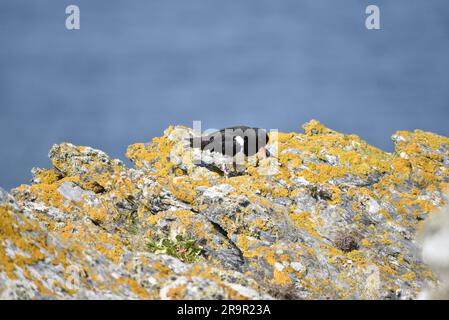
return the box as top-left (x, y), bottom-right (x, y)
top-left (147, 235), bottom-right (203, 263)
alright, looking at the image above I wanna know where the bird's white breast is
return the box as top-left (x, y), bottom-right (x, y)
top-left (235, 136), bottom-right (244, 147)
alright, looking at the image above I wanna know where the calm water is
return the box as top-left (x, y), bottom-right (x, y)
top-left (1, 0), bottom-right (449, 190)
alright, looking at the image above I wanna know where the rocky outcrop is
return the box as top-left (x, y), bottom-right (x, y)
top-left (1, 120), bottom-right (449, 299)
top-left (418, 197), bottom-right (449, 299)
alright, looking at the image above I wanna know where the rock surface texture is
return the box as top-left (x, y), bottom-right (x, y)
top-left (417, 197), bottom-right (449, 299)
top-left (1, 120), bottom-right (449, 299)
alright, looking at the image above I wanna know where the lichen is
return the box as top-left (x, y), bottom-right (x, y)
top-left (2, 120), bottom-right (449, 299)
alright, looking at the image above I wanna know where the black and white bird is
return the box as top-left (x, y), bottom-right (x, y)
top-left (189, 126), bottom-right (271, 177)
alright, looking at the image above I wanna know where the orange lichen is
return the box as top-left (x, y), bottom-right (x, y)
top-left (0, 205), bottom-right (48, 279)
top-left (289, 211), bottom-right (321, 239)
top-left (36, 169), bottom-right (62, 184)
top-left (166, 284), bottom-right (187, 299)
top-left (273, 268), bottom-right (292, 286)
top-left (3, 120), bottom-right (448, 299)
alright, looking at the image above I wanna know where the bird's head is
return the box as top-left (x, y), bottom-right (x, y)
top-left (265, 147), bottom-right (271, 158)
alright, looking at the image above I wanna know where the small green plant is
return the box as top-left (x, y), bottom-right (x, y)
top-left (147, 235), bottom-right (203, 263)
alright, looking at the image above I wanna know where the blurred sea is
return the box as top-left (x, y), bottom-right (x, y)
top-left (1, 0), bottom-right (449, 189)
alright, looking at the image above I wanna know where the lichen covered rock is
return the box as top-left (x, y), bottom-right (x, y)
top-left (2, 120), bottom-right (449, 299)
top-left (417, 195), bottom-right (449, 299)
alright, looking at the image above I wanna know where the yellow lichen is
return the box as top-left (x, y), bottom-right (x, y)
top-left (273, 268), bottom-right (292, 286)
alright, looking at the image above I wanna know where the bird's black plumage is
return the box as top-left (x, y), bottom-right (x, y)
top-left (189, 126), bottom-right (269, 157)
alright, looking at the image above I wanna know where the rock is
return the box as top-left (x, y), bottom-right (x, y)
top-left (2, 119), bottom-right (449, 299)
top-left (418, 196), bottom-right (449, 299)
top-left (57, 181), bottom-right (94, 202)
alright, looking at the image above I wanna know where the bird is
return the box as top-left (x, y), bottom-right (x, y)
top-left (189, 126), bottom-right (271, 178)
